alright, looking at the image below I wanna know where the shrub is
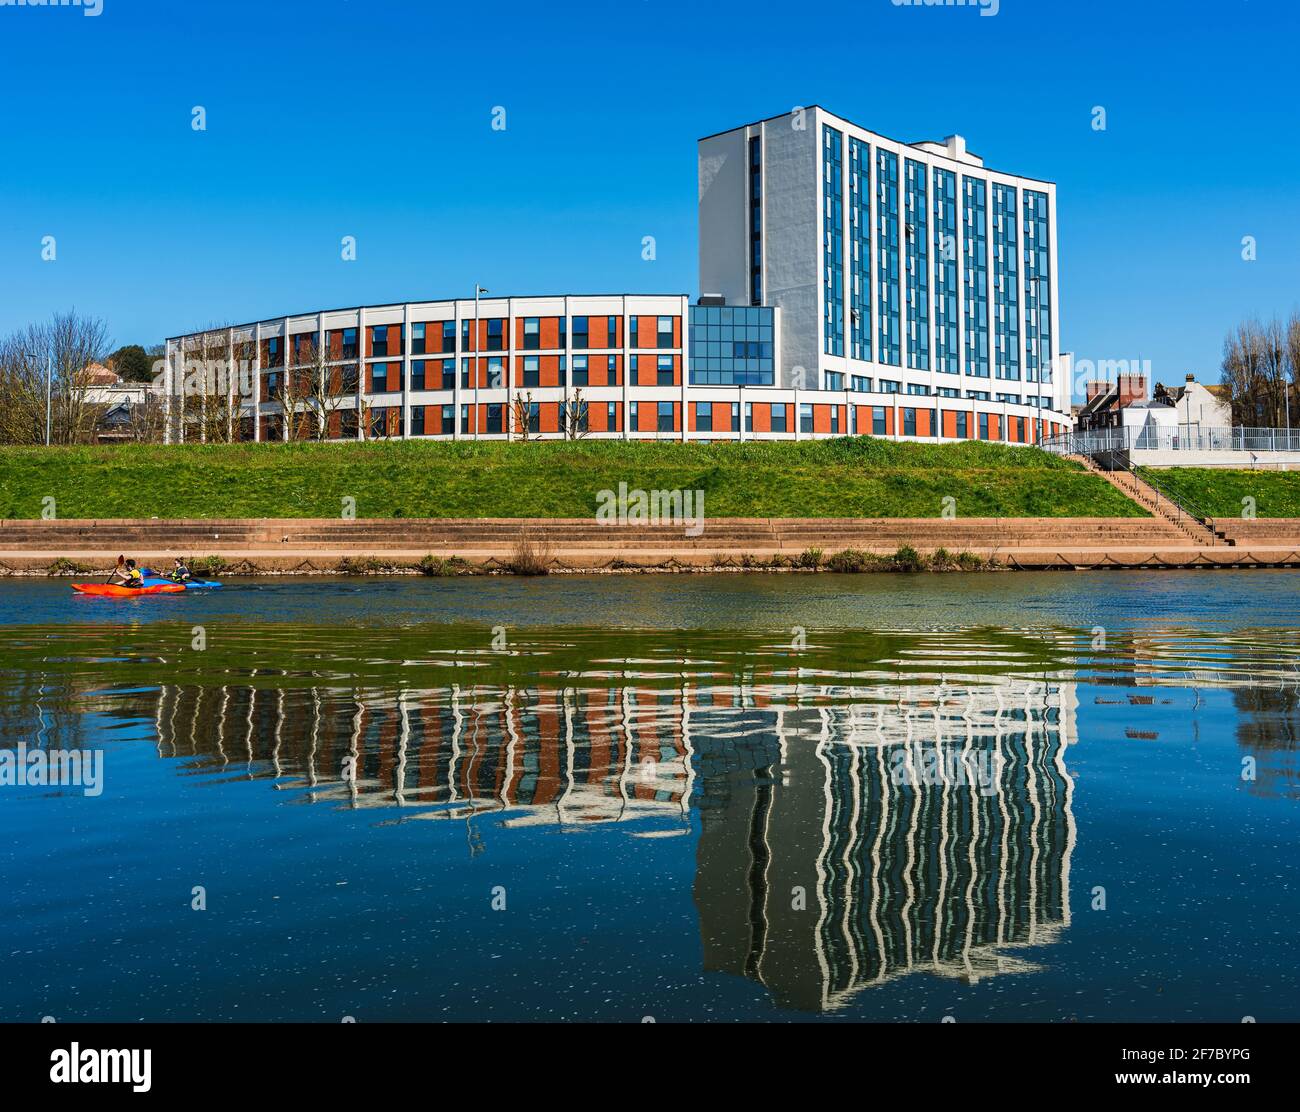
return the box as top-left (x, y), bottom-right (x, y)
top-left (797, 547), bottom-right (824, 570)
top-left (508, 529), bottom-right (553, 575)
top-left (825, 548), bottom-right (873, 573)
top-left (890, 545), bottom-right (924, 572)
top-left (337, 555), bottom-right (394, 575)
top-left (190, 555), bottom-right (228, 575)
top-left (418, 554), bottom-right (471, 576)
top-left (46, 557), bottom-right (91, 576)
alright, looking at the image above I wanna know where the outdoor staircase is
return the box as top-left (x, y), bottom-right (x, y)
top-left (1068, 454), bottom-right (1227, 546)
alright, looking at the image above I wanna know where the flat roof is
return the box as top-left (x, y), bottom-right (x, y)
top-left (697, 103), bottom-right (1056, 186)
top-left (168, 293), bottom-right (693, 341)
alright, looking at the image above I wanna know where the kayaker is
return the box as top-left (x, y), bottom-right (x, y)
top-left (122, 560), bottom-right (144, 587)
top-left (170, 558), bottom-right (193, 583)
top-left (107, 555), bottom-right (129, 585)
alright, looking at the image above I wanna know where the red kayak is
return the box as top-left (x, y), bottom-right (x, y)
top-left (72, 583), bottom-right (186, 597)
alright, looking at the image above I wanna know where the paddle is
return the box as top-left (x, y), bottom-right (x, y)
top-left (105, 554), bottom-right (125, 585)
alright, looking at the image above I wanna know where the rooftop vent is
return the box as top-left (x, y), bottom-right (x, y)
top-left (911, 133), bottom-right (984, 167)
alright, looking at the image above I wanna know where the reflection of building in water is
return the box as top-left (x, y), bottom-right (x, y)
top-left (151, 683), bottom-right (700, 830)
top-left (693, 679), bottom-right (1078, 1011)
top-left (144, 675), bottom-right (1075, 1010)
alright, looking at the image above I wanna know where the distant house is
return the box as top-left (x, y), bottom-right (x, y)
top-left (1153, 374), bottom-right (1232, 430)
top-left (78, 362), bottom-right (120, 388)
top-left (1075, 373), bottom-right (1170, 433)
top-left (77, 363), bottom-right (163, 443)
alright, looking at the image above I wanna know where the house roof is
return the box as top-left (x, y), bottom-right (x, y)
top-left (1079, 387), bottom-right (1118, 417)
top-left (78, 362), bottom-right (119, 386)
top-left (1156, 381), bottom-right (1230, 402)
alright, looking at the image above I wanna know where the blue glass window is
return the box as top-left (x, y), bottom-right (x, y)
top-left (849, 138), bottom-right (871, 362)
top-left (963, 176), bottom-right (989, 378)
top-left (876, 149), bottom-right (901, 366)
top-left (904, 159), bottom-right (929, 371)
top-left (686, 305), bottom-right (775, 385)
top-left (993, 183), bottom-right (1021, 381)
top-left (932, 168), bottom-right (959, 374)
top-left (1023, 190), bottom-right (1053, 384)
top-left (822, 125), bottom-right (844, 357)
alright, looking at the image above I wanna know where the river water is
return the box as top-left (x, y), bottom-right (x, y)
top-left (1, 571), bottom-right (1298, 1021)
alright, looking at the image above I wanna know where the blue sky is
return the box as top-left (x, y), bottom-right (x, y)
top-left (1, 0), bottom-right (1297, 390)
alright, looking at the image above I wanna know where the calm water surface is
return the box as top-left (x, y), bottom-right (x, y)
top-left (2, 571), bottom-right (1298, 1021)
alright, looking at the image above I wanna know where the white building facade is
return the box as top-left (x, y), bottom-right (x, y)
top-left (163, 105), bottom-right (1072, 447)
top-left (699, 106), bottom-right (1070, 443)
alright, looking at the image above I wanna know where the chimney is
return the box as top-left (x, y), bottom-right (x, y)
top-left (1185, 372), bottom-right (1195, 383)
top-left (945, 134), bottom-right (966, 160)
top-left (1084, 380), bottom-right (1108, 403)
top-left (1118, 373), bottom-right (1147, 407)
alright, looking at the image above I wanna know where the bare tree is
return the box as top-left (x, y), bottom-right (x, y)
top-left (510, 390), bottom-right (538, 442)
top-left (1220, 313), bottom-right (1300, 427)
top-left (0, 310), bottom-right (110, 445)
top-left (177, 327), bottom-right (242, 443)
top-left (300, 339), bottom-right (351, 440)
top-left (125, 391), bottom-right (168, 443)
top-left (560, 387), bottom-right (589, 439)
top-left (1220, 318), bottom-right (1269, 426)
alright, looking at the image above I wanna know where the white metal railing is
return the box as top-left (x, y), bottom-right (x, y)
top-left (1042, 426), bottom-right (1300, 456)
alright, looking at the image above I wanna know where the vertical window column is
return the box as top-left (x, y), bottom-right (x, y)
top-left (822, 124), bottom-right (844, 358)
top-left (1023, 190), bottom-right (1053, 385)
top-left (993, 183), bottom-right (1020, 382)
top-left (876, 149), bottom-right (900, 367)
top-left (963, 176), bottom-right (989, 379)
top-left (932, 168), bottom-right (959, 375)
top-left (848, 138), bottom-right (872, 363)
top-left (904, 158), bottom-right (929, 371)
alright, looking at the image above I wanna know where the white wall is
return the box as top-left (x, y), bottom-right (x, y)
top-left (697, 129), bottom-right (749, 308)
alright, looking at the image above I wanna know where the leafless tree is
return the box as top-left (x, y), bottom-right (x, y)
top-left (560, 387), bottom-right (589, 439)
top-left (511, 390), bottom-right (538, 442)
top-left (0, 310), bottom-right (110, 444)
top-left (126, 392), bottom-right (168, 443)
top-left (177, 326), bottom-right (243, 443)
top-left (1221, 313), bottom-right (1300, 427)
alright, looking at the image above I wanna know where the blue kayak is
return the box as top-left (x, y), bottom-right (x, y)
top-left (139, 569), bottom-right (222, 589)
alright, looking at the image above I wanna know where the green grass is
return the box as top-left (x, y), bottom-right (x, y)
top-left (1148, 467), bottom-right (1300, 518)
top-left (0, 438), bottom-right (1147, 520)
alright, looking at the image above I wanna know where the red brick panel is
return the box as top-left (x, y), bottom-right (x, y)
top-left (633, 316), bottom-right (657, 349)
top-left (365, 325), bottom-right (403, 359)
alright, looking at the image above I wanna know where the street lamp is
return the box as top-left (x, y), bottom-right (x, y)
top-left (473, 284), bottom-right (488, 441)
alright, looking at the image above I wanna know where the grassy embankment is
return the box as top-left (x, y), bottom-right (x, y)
top-left (0, 438), bottom-right (1145, 520)
top-left (1147, 467), bottom-right (1300, 518)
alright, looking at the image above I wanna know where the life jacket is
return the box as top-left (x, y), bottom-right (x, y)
top-left (125, 567), bottom-right (142, 584)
